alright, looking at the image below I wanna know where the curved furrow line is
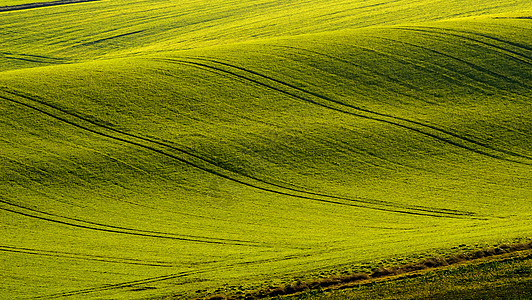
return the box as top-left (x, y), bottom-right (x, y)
top-left (0, 197), bottom-right (262, 245)
top-left (417, 26), bottom-right (532, 54)
top-left (163, 57), bottom-right (532, 165)
top-left (370, 35), bottom-right (532, 90)
top-left (0, 90), bottom-right (476, 218)
top-left (151, 59), bottom-right (532, 213)
top-left (420, 26), bottom-right (532, 63)
top-left (319, 43), bottom-right (492, 95)
top-left (31, 271), bottom-right (202, 299)
top-left (0, 198), bottom-right (264, 247)
top-left (193, 56), bottom-right (532, 161)
top-left (273, 42), bottom-right (511, 99)
top-left (0, 245), bottom-right (177, 267)
top-left (1, 56), bottom-right (48, 64)
top-left (144, 62), bottom-right (487, 217)
top-left (32, 252), bottom-right (320, 299)
top-left (0, 52), bottom-right (68, 62)
top-left (393, 27), bottom-right (532, 66)
top-left (268, 45), bottom-right (435, 101)
top-left (0, 0), bottom-right (100, 12)
top-left (463, 28), bottom-right (532, 52)
top-left (0, 205), bottom-right (228, 244)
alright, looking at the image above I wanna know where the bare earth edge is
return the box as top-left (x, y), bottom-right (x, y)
top-left (0, 0), bottom-right (99, 12)
top-left (199, 241), bottom-right (532, 300)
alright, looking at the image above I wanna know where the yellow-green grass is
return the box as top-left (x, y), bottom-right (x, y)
top-left (1, 0), bottom-right (531, 299)
top-left (285, 249), bottom-right (532, 300)
top-left (1, 0), bottom-right (57, 6)
top-left (1, 0), bottom-right (531, 66)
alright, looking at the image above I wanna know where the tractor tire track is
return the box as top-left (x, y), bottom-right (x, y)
top-left (296, 42), bottom-right (491, 95)
top-left (79, 30), bottom-right (145, 47)
top-left (273, 42), bottom-right (496, 101)
top-left (0, 52), bottom-right (67, 62)
top-left (0, 89), bottom-right (476, 218)
top-left (0, 0), bottom-right (99, 12)
top-left (418, 26), bottom-right (532, 54)
top-left (269, 45), bottom-right (433, 101)
top-left (369, 35), bottom-right (531, 90)
top-left (33, 252), bottom-right (323, 299)
top-left (392, 27), bottom-right (532, 66)
top-left (31, 270), bottom-right (202, 299)
top-left (176, 56), bottom-right (532, 161)
top-left (463, 28), bottom-right (532, 52)
top-left (0, 245), bottom-right (177, 267)
top-left (0, 197), bottom-right (262, 247)
top-left (160, 57), bottom-right (532, 165)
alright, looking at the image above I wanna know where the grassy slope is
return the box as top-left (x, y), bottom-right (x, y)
top-left (287, 249), bottom-right (532, 300)
top-left (1, 0), bottom-right (57, 6)
top-left (0, 0), bottom-right (531, 299)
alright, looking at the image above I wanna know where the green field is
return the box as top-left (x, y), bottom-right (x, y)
top-left (0, 0), bottom-right (78, 8)
top-left (1, 0), bottom-right (531, 299)
top-left (287, 249), bottom-right (532, 300)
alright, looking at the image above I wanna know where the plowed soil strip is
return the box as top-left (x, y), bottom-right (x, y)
top-left (0, 0), bottom-right (98, 12)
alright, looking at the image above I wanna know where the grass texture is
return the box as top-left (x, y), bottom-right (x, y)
top-left (0, 0), bottom-right (531, 299)
top-left (287, 248), bottom-right (532, 300)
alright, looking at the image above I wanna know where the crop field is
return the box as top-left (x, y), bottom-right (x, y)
top-left (0, 0), bottom-right (531, 299)
top-left (0, 0), bottom-right (69, 8)
top-left (287, 248), bottom-right (532, 299)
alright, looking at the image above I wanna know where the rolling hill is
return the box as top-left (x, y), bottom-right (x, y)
top-left (1, 0), bottom-right (531, 299)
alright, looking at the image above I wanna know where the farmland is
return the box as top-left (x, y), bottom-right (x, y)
top-left (0, 0), bottom-right (531, 299)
